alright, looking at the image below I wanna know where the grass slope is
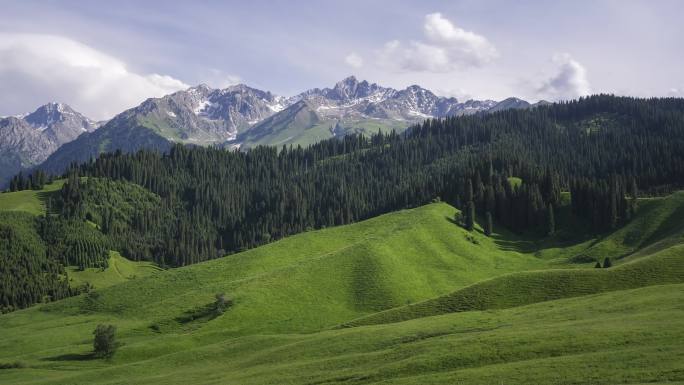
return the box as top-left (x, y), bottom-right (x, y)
top-left (344, 243), bottom-right (684, 327)
top-left (66, 251), bottom-right (162, 290)
top-left (2, 195), bottom-right (684, 384)
top-left (0, 180), bottom-right (64, 215)
top-left (39, 203), bottom-right (545, 336)
top-left (2, 284), bottom-right (683, 384)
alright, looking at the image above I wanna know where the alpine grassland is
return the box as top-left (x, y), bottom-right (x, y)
top-left (1, 194), bottom-right (683, 384)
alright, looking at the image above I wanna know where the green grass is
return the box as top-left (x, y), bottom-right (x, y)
top-left (40, 203), bottom-right (546, 335)
top-left (66, 251), bottom-right (162, 290)
top-left (344, 243), bottom-right (684, 327)
top-left (1, 284), bottom-right (683, 384)
top-left (581, 192), bottom-right (684, 261)
top-left (0, 180), bottom-right (64, 215)
top-left (507, 176), bottom-right (523, 188)
top-left (1, 194), bottom-right (684, 384)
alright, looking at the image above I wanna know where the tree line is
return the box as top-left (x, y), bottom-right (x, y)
top-left (3, 94), bottom-right (684, 311)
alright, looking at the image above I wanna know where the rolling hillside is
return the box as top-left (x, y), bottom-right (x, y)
top-left (66, 251), bottom-right (162, 291)
top-left (344, 244), bottom-right (684, 327)
top-left (0, 180), bottom-right (64, 215)
top-left (1, 193), bottom-right (684, 384)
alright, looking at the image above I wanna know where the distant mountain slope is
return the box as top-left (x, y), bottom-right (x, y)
top-left (38, 113), bottom-right (172, 175)
top-left (37, 76), bottom-right (541, 176)
top-left (0, 103), bottom-right (97, 186)
top-left (238, 76), bottom-right (501, 148)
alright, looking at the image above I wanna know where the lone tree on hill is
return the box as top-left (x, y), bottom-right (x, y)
top-left (93, 324), bottom-right (118, 358)
top-left (603, 257), bottom-right (613, 268)
top-left (214, 293), bottom-right (232, 315)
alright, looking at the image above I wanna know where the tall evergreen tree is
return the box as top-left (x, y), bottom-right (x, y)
top-left (465, 201), bottom-right (475, 231)
top-left (484, 211), bottom-right (493, 236)
top-left (547, 203), bottom-right (556, 236)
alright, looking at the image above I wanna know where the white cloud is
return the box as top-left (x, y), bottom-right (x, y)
top-left (535, 53), bottom-right (590, 100)
top-left (344, 52), bottom-right (364, 69)
top-left (434, 87), bottom-right (473, 101)
top-left (668, 88), bottom-right (680, 96)
top-left (0, 33), bottom-right (189, 120)
top-left (377, 13), bottom-right (498, 73)
top-left (201, 68), bottom-right (242, 89)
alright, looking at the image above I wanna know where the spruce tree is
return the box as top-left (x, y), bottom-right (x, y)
top-left (547, 203), bottom-right (556, 236)
top-left (609, 178), bottom-right (618, 229)
top-left (594, 261), bottom-right (602, 268)
top-left (465, 201), bottom-right (475, 231)
top-left (465, 178), bottom-right (473, 203)
top-left (630, 178), bottom-right (638, 218)
top-left (603, 257), bottom-right (612, 268)
top-left (484, 211), bottom-right (493, 236)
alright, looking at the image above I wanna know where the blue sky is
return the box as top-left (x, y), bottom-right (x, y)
top-left (1, 0), bottom-right (682, 119)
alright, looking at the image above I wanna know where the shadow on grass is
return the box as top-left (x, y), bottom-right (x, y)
top-left (444, 207), bottom-right (603, 257)
top-left (42, 352), bottom-right (96, 362)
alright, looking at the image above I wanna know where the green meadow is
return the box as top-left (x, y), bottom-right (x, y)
top-left (1, 190), bottom-right (683, 384)
top-left (0, 180), bottom-right (64, 215)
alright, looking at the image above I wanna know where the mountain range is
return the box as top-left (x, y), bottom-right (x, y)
top-left (0, 103), bottom-right (99, 185)
top-left (2, 76), bottom-right (545, 184)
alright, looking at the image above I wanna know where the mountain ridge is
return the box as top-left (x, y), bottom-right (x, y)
top-left (6, 76), bottom-right (543, 182)
top-left (0, 102), bottom-right (98, 186)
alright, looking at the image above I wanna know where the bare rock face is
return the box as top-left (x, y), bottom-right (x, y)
top-left (0, 103), bottom-right (99, 186)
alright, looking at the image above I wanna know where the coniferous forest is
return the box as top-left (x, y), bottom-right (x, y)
top-left (4, 94), bottom-right (684, 312)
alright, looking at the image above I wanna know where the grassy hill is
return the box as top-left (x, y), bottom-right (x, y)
top-left (38, 203), bottom-right (546, 335)
top-left (1, 195), bottom-right (684, 384)
top-left (1, 284), bottom-right (682, 384)
top-left (344, 243), bottom-right (684, 327)
top-left (0, 180), bottom-right (64, 215)
top-left (66, 251), bottom-right (162, 291)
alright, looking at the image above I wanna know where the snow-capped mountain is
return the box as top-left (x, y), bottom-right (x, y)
top-left (36, 76), bottom-right (539, 179)
top-left (0, 103), bottom-right (98, 186)
top-left (238, 76), bottom-right (501, 146)
top-left (290, 76), bottom-right (497, 121)
top-left (108, 83), bottom-right (288, 144)
top-left (23, 102), bottom-right (99, 144)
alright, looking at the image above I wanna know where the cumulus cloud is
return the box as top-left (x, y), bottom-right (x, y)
top-left (377, 13), bottom-right (498, 72)
top-left (536, 53), bottom-right (591, 100)
top-left (344, 52), bottom-right (364, 69)
top-left (0, 33), bottom-right (189, 120)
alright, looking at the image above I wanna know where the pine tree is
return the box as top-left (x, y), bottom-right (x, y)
top-left (484, 211), bottom-right (493, 236)
top-left (594, 261), bottom-right (602, 268)
top-left (465, 178), bottom-right (473, 203)
top-left (547, 203), bottom-right (556, 236)
top-left (465, 201), bottom-right (475, 231)
top-left (630, 178), bottom-right (638, 218)
top-left (603, 257), bottom-right (612, 268)
top-left (609, 177), bottom-right (618, 229)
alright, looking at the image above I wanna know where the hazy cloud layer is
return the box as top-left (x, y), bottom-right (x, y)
top-left (344, 52), bottom-right (364, 69)
top-left (377, 13), bottom-right (498, 72)
top-left (0, 33), bottom-right (188, 119)
top-left (536, 53), bottom-right (591, 100)
top-left (199, 69), bottom-right (242, 89)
